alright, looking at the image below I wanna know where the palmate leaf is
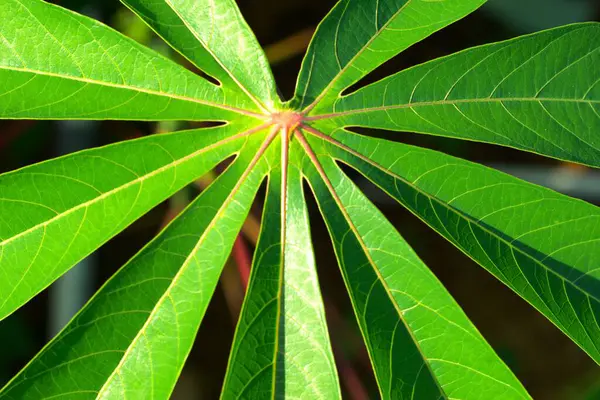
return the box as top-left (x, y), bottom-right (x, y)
top-left (309, 23), bottom-right (600, 167)
top-left (1, 0), bottom-right (600, 398)
top-left (0, 135), bottom-right (271, 399)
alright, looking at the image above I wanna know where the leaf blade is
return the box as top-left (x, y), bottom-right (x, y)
top-left (316, 23), bottom-right (600, 167)
top-left (0, 135), bottom-right (270, 400)
top-left (312, 124), bottom-right (600, 364)
top-left (119, 0), bottom-right (237, 89)
top-left (299, 132), bottom-right (529, 399)
top-left (0, 121), bottom-right (268, 321)
top-left (0, 0), bottom-right (261, 120)
top-left (121, 0), bottom-right (279, 112)
top-left (222, 139), bottom-right (341, 399)
top-left (294, 0), bottom-right (486, 111)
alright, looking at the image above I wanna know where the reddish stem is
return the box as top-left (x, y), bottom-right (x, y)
top-left (233, 230), bottom-right (252, 290)
top-left (338, 360), bottom-right (370, 400)
top-left (229, 126), bottom-right (281, 291)
top-left (0, 121), bottom-right (36, 150)
top-left (326, 302), bottom-right (370, 400)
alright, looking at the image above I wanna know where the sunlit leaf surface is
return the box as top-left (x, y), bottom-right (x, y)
top-left (1, 0), bottom-right (598, 398)
top-left (0, 0), bottom-right (260, 120)
top-left (312, 24), bottom-right (600, 167)
top-left (0, 121), bottom-right (264, 322)
top-left (222, 140), bottom-right (340, 398)
top-left (1, 137), bottom-right (270, 399)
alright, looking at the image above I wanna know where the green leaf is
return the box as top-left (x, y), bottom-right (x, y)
top-left (0, 139), bottom-right (270, 400)
top-left (2, 0), bottom-right (600, 397)
top-left (121, 0), bottom-right (279, 113)
top-left (222, 139), bottom-right (340, 399)
top-left (119, 0), bottom-right (238, 90)
top-left (308, 122), bottom-right (600, 364)
top-left (293, 0), bottom-right (486, 111)
top-left (0, 0), bottom-right (262, 120)
top-left (312, 23), bottom-right (600, 167)
top-left (300, 134), bottom-right (529, 399)
top-left (0, 121), bottom-right (268, 321)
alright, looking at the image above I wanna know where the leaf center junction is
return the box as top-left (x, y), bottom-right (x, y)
top-left (270, 111), bottom-right (304, 136)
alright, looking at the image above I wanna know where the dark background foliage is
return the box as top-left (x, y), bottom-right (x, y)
top-left (1, 0), bottom-right (600, 398)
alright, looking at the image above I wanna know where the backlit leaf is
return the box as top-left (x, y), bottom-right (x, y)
top-left (294, 0), bottom-right (486, 111)
top-left (301, 133), bottom-right (529, 399)
top-left (0, 121), bottom-right (267, 321)
top-left (2, 0), bottom-right (600, 398)
top-left (0, 0), bottom-right (261, 120)
top-left (222, 139), bottom-right (340, 399)
top-left (121, 0), bottom-right (279, 113)
top-left (309, 122), bottom-right (600, 364)
top-left (0, 138), bottom-right (270, 399)
top-left (312, 23), bottom-right (600, 167)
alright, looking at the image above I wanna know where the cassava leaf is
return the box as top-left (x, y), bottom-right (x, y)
top-left (2, 0), bottom-right (600, 398)
top-left (121, 0), bottom-right (279, 113)
top-left (300, 134), bottom-right (529, 399)
top-left (293, 0), bottom-right (486, 111)
top-left (0, 138), bottom-right (270, 399)
top-left (222, 139), bottom-right (340, 399)
top-left (311, 23), bottom-right (600, 167)
top-left (0, 0), bottom-right (262, 120)
top-left (0, 121), bottom-right (268, 321)
top-left (308, 122), bottom-right (600, 364)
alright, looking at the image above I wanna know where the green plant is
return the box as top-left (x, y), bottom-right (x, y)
top-left (0, 0), bottom-right (598, 398)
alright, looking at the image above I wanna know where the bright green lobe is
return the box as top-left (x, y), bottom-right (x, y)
top-left (293, 0), bottom-right (486, 111)
top-left (222, 138), bottom-right (340, 399)
top-left (0, 0), bottom-right (261, 120)
top-left (0, 137), bottom-right (269, 400)
top-left (318, 23), bottom-right (600, 167)
top-left (119, 0), bottom-right (238, 89)
top-left (311, 123), bottom-right (600, 364)
top-left (0, 121), bottom-right (266, 322)
top-left (300, 135), bottom-right (529, 399)
top-left (121, 0), bottom-right (279, 112)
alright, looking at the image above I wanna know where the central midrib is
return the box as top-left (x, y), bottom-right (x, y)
top-left (307, 96), bottom-right (599, 120)
top-left (0, 65), bottom-right (265, 119)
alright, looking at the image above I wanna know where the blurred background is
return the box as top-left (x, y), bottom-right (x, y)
top-left (1, 0), bottom-right (600, 398)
